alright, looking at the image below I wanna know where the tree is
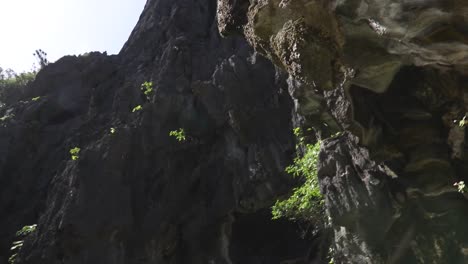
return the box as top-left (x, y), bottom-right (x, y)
top-left (33, 49), bottom-right (49, 69)
top-left (0, 49), bottom-right (48, 105)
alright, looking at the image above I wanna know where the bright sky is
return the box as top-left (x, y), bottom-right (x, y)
top-left (0, 0), bottom-right (146, 73)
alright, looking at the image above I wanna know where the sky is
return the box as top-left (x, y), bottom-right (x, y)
top-left (0, 0), bottom-right (146, 73)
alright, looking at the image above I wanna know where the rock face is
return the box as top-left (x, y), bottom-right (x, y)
top-left (218, 0), bottom-right (468, 263)
top-left (3, 0), bottom-right (468, 263)
top-left (0, 0), bottom-right (328, 263)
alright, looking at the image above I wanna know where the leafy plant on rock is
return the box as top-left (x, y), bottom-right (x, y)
top-left (454, 181), bottom-right (467, 193)
top-left (132, 105), bottom-right (143, 113)
top-left (0, 113), bottom-right (14, 122)
top-left (272, 128), bottom-right (324, 222)
top-left (169, 128), bottom-right (186, 142)
top-left (141, 81), bottom-right (153, 100)
top-left (8, 224), bottom-right (37, 264)
top-left (459, 116), bottom-right (467, 127)
top-left (69, 147), bottom-right (80, 160)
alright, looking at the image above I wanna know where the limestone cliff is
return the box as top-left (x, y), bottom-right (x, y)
top-left (0, 0), bottom-right (321, 263)
top-left (218, 0), bottom-right (468, 263)
top-left (2, 0), bottom-right (468, 263)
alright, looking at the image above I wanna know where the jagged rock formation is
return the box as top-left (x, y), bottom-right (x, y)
top-left (3, 0), bottom-right (468, 263)
top-left (218, 0), bottom-right (468, 263)
top-left (0, 0), bottom-right (329, 263)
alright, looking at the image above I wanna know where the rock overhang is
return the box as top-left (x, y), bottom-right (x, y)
top-left (218, 0), bottom-right (468, 94)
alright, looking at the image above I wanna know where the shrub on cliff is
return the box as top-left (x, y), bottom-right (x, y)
top-left (272, 128), bottom-right (324, 223)
top-left (8, 224), bottom-right (37, 264)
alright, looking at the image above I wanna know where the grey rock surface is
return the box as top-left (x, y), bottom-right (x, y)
top-left (219, 0), bottom-right (468, 263)
top-left (0, 0), bottom-right (326, 263)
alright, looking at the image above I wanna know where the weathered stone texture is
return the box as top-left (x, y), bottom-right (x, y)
top-left (218, 0), bottom-right (468, 263)
top-left (0, 1), bottom-right (325, 263)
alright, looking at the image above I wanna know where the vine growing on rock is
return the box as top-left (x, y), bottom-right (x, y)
top-left (8, 224), bottom-right (37, 264)
top-left (271, 128), bottom-right (324, 223)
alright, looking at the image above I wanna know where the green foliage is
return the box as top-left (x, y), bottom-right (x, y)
top-left (454, 181), bottom-right (466, 193)
top-left (141, 81), bottom-right (153, 99)
top-left (9, 224), bottom-right (36, 264)
top-left (0, 113), bottom-right (14, 122)
top-left (0, 69), bottom-right (37, 105)
top-left (328, 247), bottom-right (335, 264)
top-left (459, 116), bottom-right (467, 127)
top-left (10, 240), bottom-right (24, 251)
top-left (9, 249), bottom-right (19, 263)
top-left (132, 81), bottom-right (152, 112)
top-left (69, 147), bottom-right (80, 160)
top-left (0, 49), bottom-right (48, 105)
top-left (31, 96), bottom-right (41, 102)
top-left (0, 71), bottom-right (36, 88)
top-left (272, 128), bottom-right (324, 222)
top-left (16, 224), bottom-right (37, 237)
top-left (293, 127), bottom-right (301, 137)
top-left (132, 105), bottom-right (143, 112)
top-left (169, 128), bottom-right (186, 142)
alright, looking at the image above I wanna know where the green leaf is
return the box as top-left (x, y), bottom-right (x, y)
top-left (8, 253), bottom-right (17, 264)
top-left (459, 116), bottom-right (467, 127)
top-left (132, 105), bottom-right (143, 112)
